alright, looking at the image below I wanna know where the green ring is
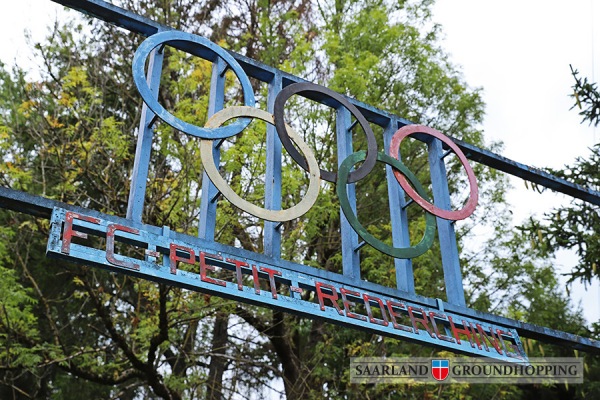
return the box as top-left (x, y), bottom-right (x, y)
top-left (337, 151), bottom-right (436, 259)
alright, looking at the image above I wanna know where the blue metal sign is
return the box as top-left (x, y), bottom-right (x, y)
top-left (0, 0), bottom-right (593, 359)
top-left (47, 207), bottom-right (526, 362)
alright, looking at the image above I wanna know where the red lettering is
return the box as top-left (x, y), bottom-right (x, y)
top-left (199, 252), bottom-right (225, 287)
top-left (61, 211), bottom-right (100, 254)
top-left (363, 294), bottom-right (388, 326)
top-left (386, 300), bottom-right (413, 332)
top-left (428, 312), bottom-right (455, 343)
top-left (469, 322), bottom-right (483, 349)
top-left (226, 258), bottom-right (248, 290)
top-left (106, 224), bottom-right (140, 271)
top-left (259, 267), bottom-right (281, 299)
top-left (474, 324), bottom-right (503, 355)
top-left (340, 288), bottom-right (367, 321)
top-left (169, 243), bottom-right (194, 274)
top-left (496, 329), bottom-right (524, 359)
top-left (448, 316), bottom-right (476, 348)
top-left (315, 282), bottom-right (343, 315)
top-left (251, 265), bottom-right (261, 294)
top-left (407, 307), bottom-right (435, 338)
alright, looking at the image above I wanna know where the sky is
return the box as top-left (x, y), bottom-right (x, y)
top-left (1, 1), bottom-right (598, 324)
top-left (432, 0), bottom-right (600, 324)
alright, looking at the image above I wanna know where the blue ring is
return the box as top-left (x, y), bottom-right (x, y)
top-left (132, 31), bottom-right (255, 139)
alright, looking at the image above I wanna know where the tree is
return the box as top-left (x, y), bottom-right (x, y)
top-left (0, 0), bottom-right (594, 399)
top-left (505, 62), bottom-right (600, 400)
top-left (518, 65), bottom-right (600, 286)
top-left (570, 65), bottom-right (600, 127)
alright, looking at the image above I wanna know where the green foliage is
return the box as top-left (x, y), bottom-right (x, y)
top-left (0, 0), bottom-right (594, 399)
top-left (0, 227), bottom-right (40, 369)
top-left (550, 64), bottom-right (600, 284)
top-left (570, 64), bottom-right (600, 126)
top-left (519, 144), bottom-right (600, 285)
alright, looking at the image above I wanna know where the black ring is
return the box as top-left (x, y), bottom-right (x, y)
top-left (273, 82), bottom-right (378, 183)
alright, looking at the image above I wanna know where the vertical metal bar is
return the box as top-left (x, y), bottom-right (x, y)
top-left (289, 278), bottom-right (301, 300)
top-left (384, 120), bottom-right (415, 293)
top-left (198, 57), bottom-right (226, 240)
top-left (127, 49), bottom-right (164, 222)
top-left (162, 225), bottom-right (170, 268)
top-left (264, 72), bottom-right (283, 259)
top-left (428, 138), bottom-right (466, 306)
top-left (337, 107), bottom-right (360, 281)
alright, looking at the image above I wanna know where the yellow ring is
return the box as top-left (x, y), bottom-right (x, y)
top-left (200, 106), bottom-right (321, 222)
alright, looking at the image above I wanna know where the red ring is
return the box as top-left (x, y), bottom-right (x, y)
top-left (389, 125), bottom-right (478, 221)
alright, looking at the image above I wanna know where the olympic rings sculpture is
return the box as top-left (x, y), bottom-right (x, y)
top-left (133, 31), bottom-right (480, 259)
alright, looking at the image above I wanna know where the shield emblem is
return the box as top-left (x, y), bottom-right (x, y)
top-left (431, 359), bottom-right (449, 381)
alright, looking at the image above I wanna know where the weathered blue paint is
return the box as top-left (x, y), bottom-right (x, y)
top-left (428, 137), bottom-right (466, 307)
top-left (127, 48), bottom-right (163, 222)
top-left (264, 73), bottom-right (283, 258)
top-left (453, 138), bottom-right (600, 205)
top-left (51, 0), bottom-right (600, 207)
top-left (198, 58), bottom-right (226, 240)
top-left (0, 183), bottom-right (595, 352)
top-left (133, 31), bottom-right (255, 139)
top-left (47, 206), bottom-right (528, 362)
top-left (384, 120), bottom-right (415, 294)
top-left (337, 107), bottom-right (361, 281)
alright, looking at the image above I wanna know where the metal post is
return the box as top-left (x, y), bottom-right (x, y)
top-left (198, 57), bottom-right (226, 240)
top-left (127, 48), bottom-right (164, 222)
top-left (337, 107), bottom-right (360, 281)
top-left (264, 73), bottom-right (283, 258)
top-left (428, 138), bottom-right (466, 306)
top-left (384, 121), bottom-right (415, 293)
